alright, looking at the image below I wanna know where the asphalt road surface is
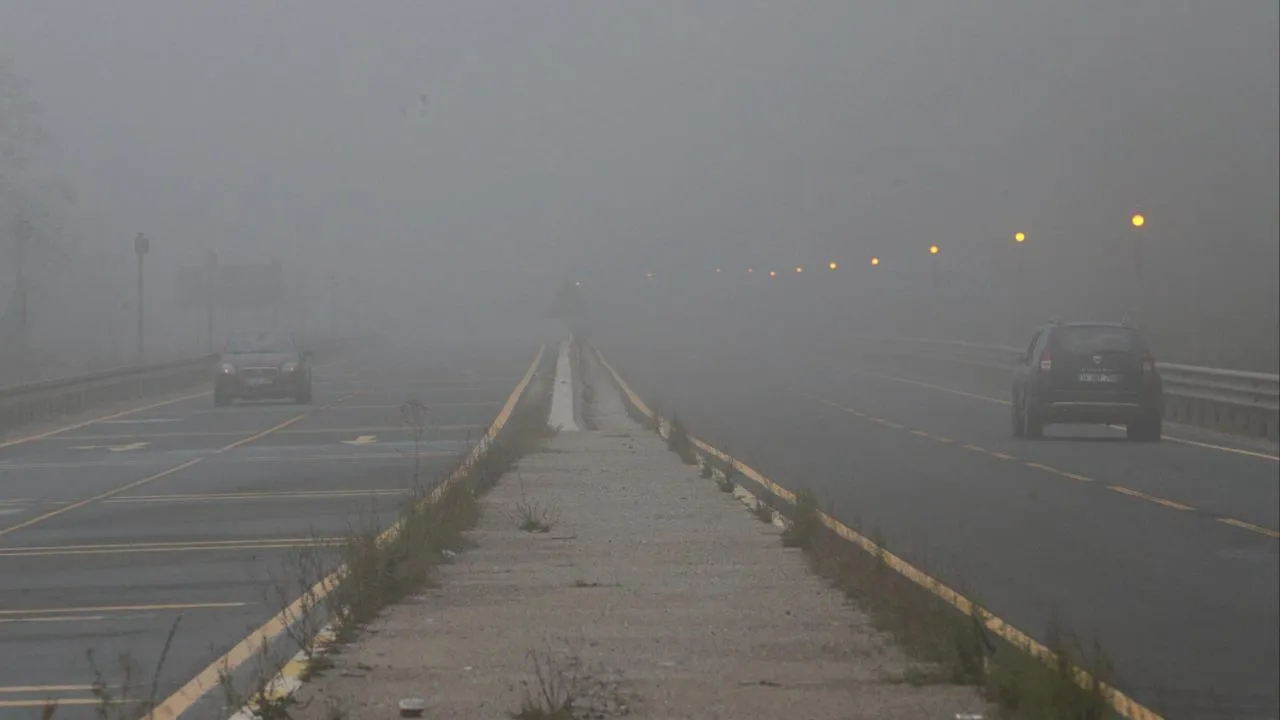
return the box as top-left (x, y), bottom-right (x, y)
top-left (0, 344), bottom-right (537, 720)
top-left (597, 327), bottom-right (1279, 720)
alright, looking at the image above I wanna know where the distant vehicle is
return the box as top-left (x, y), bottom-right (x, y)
top-left (214, 331), bottom-right (312, 406)
top-left (1011, 321), bottom-right (1162, 441)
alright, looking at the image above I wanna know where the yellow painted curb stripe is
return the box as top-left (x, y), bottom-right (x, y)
top-left (147, 344), bottom-right (546, 720)
top-left (591, 343), bottom-right (1166, 720)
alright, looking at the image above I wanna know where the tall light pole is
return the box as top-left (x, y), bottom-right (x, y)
top-left (134, 233), bottom-right (150, 360)
top-left (1130, 214), bottom-right (1146, 327)
top-left (928, 244), bottom-right (940, 289)
top-left (1012, 232), bottom-right (1027, 337)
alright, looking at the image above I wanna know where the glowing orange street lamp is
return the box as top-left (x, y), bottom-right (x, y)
top-left (1131, 213), bottom-right (1146, 228)
top-left (769, 270), bottom-right (777, 277)
top-left (747, 268), bottom-right (754, 273)
top-left (795, 266), bottom-right (804, 273)
top-left (828, 261), bottom-right (838, 271)
top-left (1014, 232), bottom-right (1026, 243)
top-left (929, 244), bottom-right (939, 255)
top-left (870, 256), bottom-right (881, 266)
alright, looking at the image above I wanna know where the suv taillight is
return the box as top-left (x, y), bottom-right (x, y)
top-left (1140, 354), bottom-right (1155, 372)
top-left (1038, 351), bottom-right (1052, 373)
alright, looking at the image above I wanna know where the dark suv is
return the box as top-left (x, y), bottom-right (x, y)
top-left (1011, 322), bottom-right (1162, 441)
top-left (214, 331), bottom-right (312, 406)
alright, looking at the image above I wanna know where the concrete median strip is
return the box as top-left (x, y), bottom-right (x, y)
top-left (250, 344), bottom-right (993, 719)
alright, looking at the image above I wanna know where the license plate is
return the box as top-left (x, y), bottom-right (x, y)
top-left (1078, 372), bottom-right (1121, 383)
top-left (246, 377), bottom-right (271, 387)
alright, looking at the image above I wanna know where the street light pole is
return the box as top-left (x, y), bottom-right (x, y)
top-left (1130, 214), bottom-right (1146, 327)
top-left (1012, 232), bottom-right (1026, 337)
top-left (135, 233), bottom-right (150, 360)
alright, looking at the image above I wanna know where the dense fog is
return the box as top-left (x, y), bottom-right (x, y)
top-left (2, 1), bottom-right (1277, 381)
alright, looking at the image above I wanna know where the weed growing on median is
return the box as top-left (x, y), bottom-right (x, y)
top-left (698, 457), bottom-right (714, 479)
top-left (984, 616), bottom-right (1115, 720)
top-left (715, 455), bottom-right (739, 493)
top-left (86, 616), bottom-right (182, 720)
top-left (512, 470), bottom-right (558, 533)
top-left (780, 487), bottom-right (820, 549)
top-left (510, 640), bottom-right (632, 720)
top-left (665, 415), bottom-right (698, 465)
top-left (751, 496), bottom-right (775, 524)
top-left (399, 397), bottom-right (432, 491)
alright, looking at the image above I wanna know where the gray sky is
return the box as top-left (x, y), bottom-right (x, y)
top-left (2, 1), bottom-right (1276, 350)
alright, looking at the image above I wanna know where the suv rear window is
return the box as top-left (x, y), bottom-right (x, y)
top-left (1054, 326), bottom-right (1142, 354)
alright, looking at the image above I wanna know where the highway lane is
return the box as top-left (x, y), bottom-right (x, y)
top-left (0, 344), bottom-right (535, 719)
top-left (599, 330), bottom-right (1280, 720)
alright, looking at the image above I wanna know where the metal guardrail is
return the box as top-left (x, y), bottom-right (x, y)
top-left (872, 336), bottom-right (1280, 441)
top-left (0, 355), bottom-right (216, 436)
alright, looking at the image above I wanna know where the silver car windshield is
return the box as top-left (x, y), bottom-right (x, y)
top-left (224, 333), bottom-right (295, 354)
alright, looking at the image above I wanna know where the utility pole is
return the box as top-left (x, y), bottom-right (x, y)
top-left (135, 233), bottom-right (150, 360)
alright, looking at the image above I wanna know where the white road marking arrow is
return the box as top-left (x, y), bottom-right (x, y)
top-left (340, 435), bottom-right (378, 446)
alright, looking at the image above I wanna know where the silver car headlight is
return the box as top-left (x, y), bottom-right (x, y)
top-left (282, 361), bottom-right (300, 374)
top-left (219, 362), bottom-right (236, 374)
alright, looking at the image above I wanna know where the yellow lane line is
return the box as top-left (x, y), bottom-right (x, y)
top-left (0, 392), bottom-right (211, 450)
top-left (595, 344), bottom-right (1165, 720)
top-left (0, 686), bottom-right (98, 693)
top-left (854, 370), bottom-right (1010, 406)
top-left (0, 393), bottom-right (358, 539)
top-left (149, 344), bottom-right (547, 720)
top-left (0, 538), bottom-right (340, 558)
top-left (0, 699), bottom-right (130, 708)
top-left (0, 543), bottom-right (339, 558)
top-left (107, 489), bottom-right (409, 503)
top-left (0, 615), bottom-right (106, 624)
top-left (0, 602), bottom-right (246, 616)
top-left (1215, 517), bottom-right (1280, 539)
top-left (50, 425), bottom-right (483, 442)
top-left (1025, 462), bottom-right (1095, 482)
top-left (1106, 486), bottom-right (1195, 511)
